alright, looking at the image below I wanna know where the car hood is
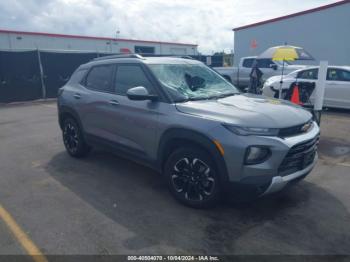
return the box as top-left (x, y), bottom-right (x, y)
top-left (175, 94), bottom-right (312, 128)
top-left (265, 74), bottom-right (296, 83)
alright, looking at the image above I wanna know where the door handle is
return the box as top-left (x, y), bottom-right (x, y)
top-left (109, 100), bottom-right (119, 106)
top-left (73, 93), bottom-right (81, 99)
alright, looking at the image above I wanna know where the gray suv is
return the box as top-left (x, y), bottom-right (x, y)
top-left (57, 54), bottom-right (319, 208)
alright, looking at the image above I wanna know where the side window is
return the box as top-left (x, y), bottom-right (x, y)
top-left (327, 69), bottom-right (350, 82)
top-left (115, 65), bottom-right (154, 95)
top-left (327, 69), bottom-right (338, 81)
top-left (134, 46), bottom-right (155, 54)
top-left (242, 59), bottom-right (254, 68)
top-left (257, 59), bottom-right (273, 68)
top-left (339, 70), bottom-right (350, 82)
top-left (297, 69), bottom-right (318, 80)
top-left (85, 65), bottom-right (114, 93)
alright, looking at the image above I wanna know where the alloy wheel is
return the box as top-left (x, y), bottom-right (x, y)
top-left (171, 157), bottom-right (215, 201)
top-left (63, 122), bottom-right (79, 154)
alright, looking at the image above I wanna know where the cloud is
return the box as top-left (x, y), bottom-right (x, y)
top-left (0, 0), bottom-right (336, 54)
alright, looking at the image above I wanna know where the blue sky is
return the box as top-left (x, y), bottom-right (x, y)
top-left (0, 0), bottom-right (337, 54)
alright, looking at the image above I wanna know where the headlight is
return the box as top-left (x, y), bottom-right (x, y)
top-left (245, 146), bottom-right (271, 165)
top-left (223, 125), bottom-right (279, 136)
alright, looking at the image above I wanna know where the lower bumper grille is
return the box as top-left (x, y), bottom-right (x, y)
top-left (278, 136), bottom-right (319, 176)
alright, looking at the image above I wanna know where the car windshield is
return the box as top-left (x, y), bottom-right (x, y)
top-left (288, 71), bottom-right (298, 77)
top-left (148, 63), bottom-right (239, 102)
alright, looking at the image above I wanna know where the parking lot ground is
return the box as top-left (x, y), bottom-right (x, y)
top-left (0, 218), bottom-right (25, 255)
top-left (0, 101), bottom-right (350, 255)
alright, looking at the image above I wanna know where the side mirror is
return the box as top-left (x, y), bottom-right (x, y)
top-left (126, 86), bottom-right (158, 101)
top-left (270, 64), bottom-right (278, 70)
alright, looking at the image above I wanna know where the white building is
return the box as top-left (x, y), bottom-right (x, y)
top-left (0, 29), bottom-right (198, 55)
top-left (233, 0), bottom-right (350, 66)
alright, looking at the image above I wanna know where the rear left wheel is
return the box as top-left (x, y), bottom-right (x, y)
top-left (62, 117), bottom-right (90, 158)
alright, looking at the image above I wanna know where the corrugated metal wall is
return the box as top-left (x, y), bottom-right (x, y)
top-left (234, 2), bottom-right (350, 66)
top-left (0, 32), bottom-right (198, 56)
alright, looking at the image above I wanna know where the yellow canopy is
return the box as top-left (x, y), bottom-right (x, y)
top-left (272, 48), bottom-right (298, 61)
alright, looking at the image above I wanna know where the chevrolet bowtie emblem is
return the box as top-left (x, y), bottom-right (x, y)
top-left (301, 122), bottom-right (312, 132)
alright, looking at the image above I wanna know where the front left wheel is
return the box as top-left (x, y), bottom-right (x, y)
top-left (62, 117), bottom-right (90, 158)
top-left (164, 147), bottom-right (221, 208)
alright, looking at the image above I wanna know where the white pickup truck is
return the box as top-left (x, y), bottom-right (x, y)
top-left (215, 56), bottom-right (307, 90)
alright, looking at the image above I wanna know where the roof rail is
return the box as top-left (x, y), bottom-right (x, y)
top-left (93, 53), bottom-right (144, 61)
top-left (142, 54), bottom-right (194, 60)
top-left (179, 55), bottom-right (194, 59)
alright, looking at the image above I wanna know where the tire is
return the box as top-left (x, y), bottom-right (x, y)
top-left (62, 117), bottom-right (90, 158)
top-left (164, 146), bottom-right (221, 208)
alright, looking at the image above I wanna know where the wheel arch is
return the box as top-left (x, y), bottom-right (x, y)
top-left (157, 128), bottom-right (229, 184)
top-left (58, 106), bottom-right (84, 132)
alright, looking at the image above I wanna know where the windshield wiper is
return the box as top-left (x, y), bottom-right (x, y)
top-left (178, 93), bottom-right (238, 103)
top-left (188, 97), bottom-right (210, 101)
top-left (178, 96), bottom-right (209, 102)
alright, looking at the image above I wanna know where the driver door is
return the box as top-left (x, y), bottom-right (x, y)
top-left (109, 64), bottom-right (160, 159)
top-left (297, 68), bottom-right (318, 105)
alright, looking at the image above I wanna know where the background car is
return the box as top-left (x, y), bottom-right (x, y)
top-left (262, 66), bottom-right (350, 109)
top-left (214, 56), bottom-right (306, 90)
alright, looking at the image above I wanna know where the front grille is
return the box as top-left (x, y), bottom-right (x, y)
top-left (278, 136), bottom-right (319, 176)
top-left (279, 120), bottom-right (313, 138)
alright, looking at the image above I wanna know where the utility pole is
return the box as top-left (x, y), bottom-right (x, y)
top-left (36, 48), bottom-right (46, 100)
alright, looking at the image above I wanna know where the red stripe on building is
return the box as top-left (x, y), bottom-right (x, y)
top-left (233, 0), bottom-right (350, 31)
top-left (0, 29), bottom-right (197, 47)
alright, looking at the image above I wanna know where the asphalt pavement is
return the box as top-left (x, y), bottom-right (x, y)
top-left (0, 101), bottom-right (349, 256)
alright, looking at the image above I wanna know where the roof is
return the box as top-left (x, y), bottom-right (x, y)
top-left (0, 29), bottom-right (197, 47)
top-left (88, 56), bottom-right (202, 66)
top-left (233, 0), bottom-right (350, 31)
top-left (142, 57), bottom-right (202, 64)
top-left (286, 65), bottom-right (350, 74)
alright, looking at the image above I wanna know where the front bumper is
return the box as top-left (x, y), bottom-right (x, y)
top-left (211, 120), bottom-right (320, 199)
top-left (260, 152), bottom-right (318, 196)
top-left (219, 121), bottom-right (319, 179)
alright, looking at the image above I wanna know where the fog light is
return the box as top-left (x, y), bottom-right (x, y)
top-left (245, 146), bottom-right (271, 165)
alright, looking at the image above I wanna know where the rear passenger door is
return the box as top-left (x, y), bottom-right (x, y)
top-left (111, 64), bottom-right (159, 159)
top-left (78, 63), bottom-right (121, 142)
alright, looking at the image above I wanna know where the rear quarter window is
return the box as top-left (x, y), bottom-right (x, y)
top-left (68, 68), bottom-right (88, 84)
top-left (84, 64), bottom-right (115, 93)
